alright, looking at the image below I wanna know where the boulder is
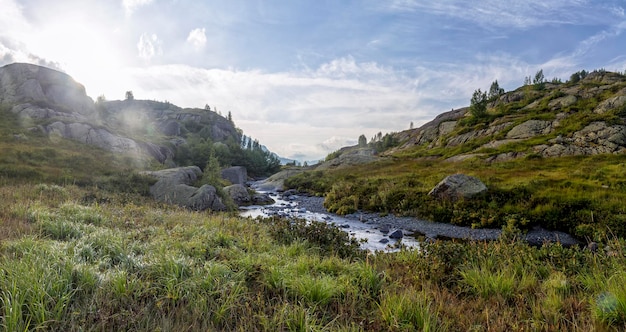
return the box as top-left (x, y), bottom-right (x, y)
top-left (221, 166), bottom-right (247, 185)
top-left (594, 95), bottom-right (626, 114)
top-left (548, 95), bottom-right (577, 110)
top-left (252, 193), bottom-right (275, 205)
top-left (389, 230), bottom-right (404, 239)
top-left (506, 120), bottom-right (552, 139)
top-left (428, 174), bottom-right (487, 200)
top-left (143, 166), bottom-right (226, 211)
top-left (224, 184), bottom-right (251, 205)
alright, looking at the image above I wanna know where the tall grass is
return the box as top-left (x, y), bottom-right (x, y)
top-left (1, 182), bottom-right (626, 330)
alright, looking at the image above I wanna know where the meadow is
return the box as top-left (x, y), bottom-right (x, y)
top-left (0, 177), bottom-right (625, 330)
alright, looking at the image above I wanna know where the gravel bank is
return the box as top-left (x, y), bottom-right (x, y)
top-left (293, 194), bottom-right (580, 247)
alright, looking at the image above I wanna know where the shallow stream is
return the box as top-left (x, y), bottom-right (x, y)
top-left (239, 192), bottom-right (420, 252)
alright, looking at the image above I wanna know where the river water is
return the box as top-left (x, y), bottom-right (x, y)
top-left (239, 192), bottom-right (420, 252)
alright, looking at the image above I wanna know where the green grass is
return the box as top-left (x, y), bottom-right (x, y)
top-left (0, 182), bottom-right (626, 330)
top-left (286, 154), bottom-right (626, 238)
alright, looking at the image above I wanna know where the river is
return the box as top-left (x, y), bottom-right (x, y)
top-left (239, 191), bottom-right (420, 252)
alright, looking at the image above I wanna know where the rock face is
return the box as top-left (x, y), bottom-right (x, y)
top-left (0, 63), bottom-right (95, 115)
top-left (142, 166), bottom-right (226, 211)
top-left (316, 147), bottom-right (378, 170)
top-left (506, 120), bottom-right (552, 139)
top-left (221, 166), bottom-right (248, 185)
top-left (428, 174), bottom-right (488, 201)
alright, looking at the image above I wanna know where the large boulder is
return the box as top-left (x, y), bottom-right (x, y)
top-left (221, 166), bottom-right (247, 185)
top-left (428, 174), bottom-right (487, 201)
top-left (143, 166), bottom-right (226, 211)
top-left (224, 184), bottom-right (251, 205)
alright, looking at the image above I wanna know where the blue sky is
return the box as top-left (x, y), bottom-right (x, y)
top-left (1, 0), bottom-right (626, 161)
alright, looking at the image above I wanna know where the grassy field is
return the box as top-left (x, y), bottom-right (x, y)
top-left (286, 154), bottom-right (626, 240)
top-left (1, 182), bottom-right (626, 331)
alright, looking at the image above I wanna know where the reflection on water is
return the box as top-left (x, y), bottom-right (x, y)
top-left (239, 193), bottom-right (419, 253)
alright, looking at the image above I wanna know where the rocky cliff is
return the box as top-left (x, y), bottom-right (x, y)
top-left (0, 63), bottom-right (240, 164)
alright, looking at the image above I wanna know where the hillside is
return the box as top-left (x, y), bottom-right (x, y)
top-left (391, 70), bottom-right (626, 161)
top-left (287, 70), bottom-right (626, 240)
top-left (0, 62), bottom-right (279, 177)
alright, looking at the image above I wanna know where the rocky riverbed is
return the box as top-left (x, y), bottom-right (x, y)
top-left (294, 194), bottom-right (579, 246)
top-left (241, 187), bottom-right (580, 250)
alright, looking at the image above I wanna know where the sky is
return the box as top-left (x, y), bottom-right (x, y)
top-left (1, 0), bottom-right (626, 162)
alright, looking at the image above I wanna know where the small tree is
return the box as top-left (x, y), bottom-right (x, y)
top-left (358, 134), bottom-right (367, 147)
top-left (204, 104), bottom-right (211, 111)
top-left (125, 91), bottom-right (134, 101)
top-left (470, 89), bottom-right (488, 118)
top-left (487, 80), bottom-right (505, 100)
top-left (533, 69), bottom-right (545, 84)
top-left (410, 121), bottom-right (414, 129)
top-left (227, 111), bottom-right (233, 123)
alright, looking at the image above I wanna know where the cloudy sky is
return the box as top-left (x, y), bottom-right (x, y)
top-left (1, 0), bottom-right (626, 161)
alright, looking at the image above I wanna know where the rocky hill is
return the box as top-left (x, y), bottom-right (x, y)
top-left (391, 70), bottom-right (626, 162)
top-left (319, 70), bottom-right (626, 169)
top-left (0, 62), bottom-right (241, 164)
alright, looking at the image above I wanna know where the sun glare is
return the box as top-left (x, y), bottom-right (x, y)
top-left (27, 14), bottom-right (126, 100)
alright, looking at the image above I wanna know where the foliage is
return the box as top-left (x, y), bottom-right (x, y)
top-left (488, 80), bottom-right (505, 100)
top-left (358, 134), bottom-right (367, 147)
top-left (469, 88), bottom-right (488, 118)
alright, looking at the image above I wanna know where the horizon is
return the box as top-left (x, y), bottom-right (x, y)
top-left (1, 0), bottom-right (625, 162)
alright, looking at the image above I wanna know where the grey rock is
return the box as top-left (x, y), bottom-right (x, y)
top-left (594, 95), bottom-right (626, 114)
top-left (224, 184), bottom-right (251, 205)
top-left (143, 166), bottom-right (226, 211)
top-left (506, 120), bottom-right (552, 139)
top-left (0, 63), bottom-right (94, 116)
top-left (548, 95), bottom-right (577, 110)
top-left (221, 166), bottom-right (248, 185)
top-left (252, 193), bottom-right (275, 205)
top-left (389, 230), bottom-right (404, 239)
top-left (438, 121), bottom-right (457, 136)
top-left (379, 238), bottom-right (390, 244)
top-left (428, 174), bottom-right (487, 200)
top-left (379, 224), bottom-right (391, 234)
top-left (446, 122), bottom-right (511, 147)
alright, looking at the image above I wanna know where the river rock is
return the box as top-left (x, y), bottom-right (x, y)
top-left (252, 193), bottom-right (275, 205)
top-left (428, 174), bottom-right (487, 200)
top-left (389, 230), bottom-right (404, 239)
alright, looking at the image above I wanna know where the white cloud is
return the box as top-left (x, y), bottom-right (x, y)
top-left (137, 33), bottom-right (162, 61)
top-left (187, 28), bottom-right (207, 49)
top-left (122, 0), bottom-right (153, 16)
